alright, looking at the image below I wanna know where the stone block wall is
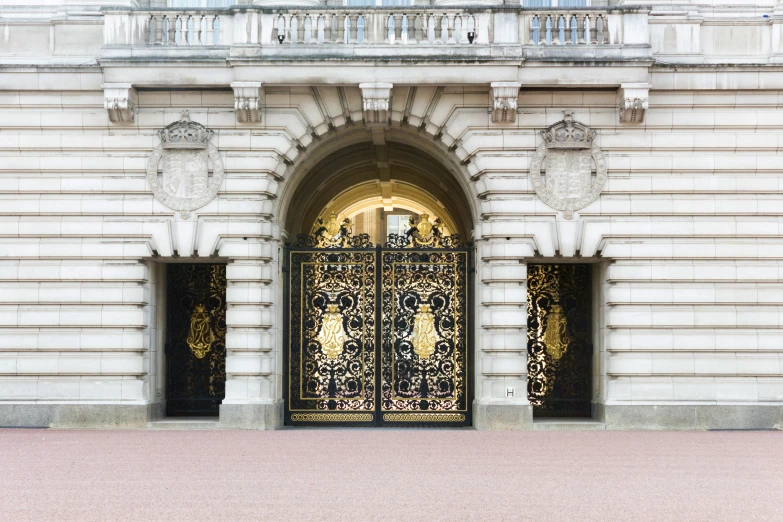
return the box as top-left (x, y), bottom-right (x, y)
top-left (1, 56), bottom-right (782, 430)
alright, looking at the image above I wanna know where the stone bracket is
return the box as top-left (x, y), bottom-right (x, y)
top-left (102, 83), bottom-right (137, 124)
top-left (232, 81), bottom-right (264, 123)
top-left (490, 82), bottom-right (521, 124)
top-left (359, 82), bottom-right (393, 126)
top-left (618, 83), bottom-right (650, 124)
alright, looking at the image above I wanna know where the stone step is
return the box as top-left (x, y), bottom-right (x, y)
top-left (533, 419), bottom-right (606, 431)
top-left (147, 418), bottom-right (221, 430)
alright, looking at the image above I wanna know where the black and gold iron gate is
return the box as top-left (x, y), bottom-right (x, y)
top-left (165, 264), bottom-right (227, 416)
top-left (284, 214), bottom-right (472, 427)
top-left (527, 264), bottom-right (592, 417)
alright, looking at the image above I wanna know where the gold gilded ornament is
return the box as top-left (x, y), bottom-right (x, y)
top-left (416, 213), bottom-right (433, 238)
top-left (323, 212), bottom-right (342, 238)
top-left (186, 303), bottom-right (215, 359)
top-left (411, 303), bottom-right (438, 359)
top-left (316, 304), bottom-right (347, 359)
top-left (542, 304), bottom-right (570, 361)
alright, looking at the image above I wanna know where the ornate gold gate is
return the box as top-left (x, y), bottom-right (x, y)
top-left (285, 215), bottom-right (472, 426)
top-left (166, 264), bottom-right (227, 416)
top-left (527, 264), bottom-right (592, 417)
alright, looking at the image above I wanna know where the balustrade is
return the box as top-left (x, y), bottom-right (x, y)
top-left (271, 11), bottom-right (478, 45)
top-left (102, 7), bottom-right (647, 50)
top-left (528, 11), bottom-right (605, 46)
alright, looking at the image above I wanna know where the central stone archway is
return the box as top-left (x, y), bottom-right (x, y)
top-left (277, 127), bottom-right (478, 427)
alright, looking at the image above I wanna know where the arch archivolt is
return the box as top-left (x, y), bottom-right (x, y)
top-left (258, 85), bottom-right (523, 235)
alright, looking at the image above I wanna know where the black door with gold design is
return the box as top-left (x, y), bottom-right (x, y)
top-left (166, 264), bottom-right (227, 416)
top-left (527, 264), bottom-right (592, 417)
top-left (285, 215), bottom-right (471, 426)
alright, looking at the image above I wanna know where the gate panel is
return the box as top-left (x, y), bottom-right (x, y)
top-left (166, 264), bottom-right (227, 416)
top-left (284, 214), bottom-right (472, 427)
top-left (527, 264), bottom-right (592, 417)
top-left (379, 249), bottom-right (470, 425)
top-left (286, 249), bottom-right (377, 425)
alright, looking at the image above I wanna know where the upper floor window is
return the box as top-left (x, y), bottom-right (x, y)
top-left (170, 0), bottom-right (233, 7)
top-left (522, 0), bottom-right (590, 6)
top-left (347, 0), bottom-right (413, 5)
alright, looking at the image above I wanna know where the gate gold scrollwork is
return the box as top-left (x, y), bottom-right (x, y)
top-left (411, 303), bottom-right (438, 359)
top-left (316, 303), bottom-right (347, 359)
top-left (386, 214), bottom-right (462, 249)
top-left (187, 304), bottom-right (215, 359)
top-left (542, 304), bottom-right (570, 362)
top-left (297, 212), bottom-right (373, 249)
top-left (527, 264), bottom-right (591, 416)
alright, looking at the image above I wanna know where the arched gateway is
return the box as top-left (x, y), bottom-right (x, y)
top-left (280, 135), bottom-right (475, 427)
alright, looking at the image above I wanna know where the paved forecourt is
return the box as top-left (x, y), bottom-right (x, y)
top-left (0, 428), bottom-right (781, 521)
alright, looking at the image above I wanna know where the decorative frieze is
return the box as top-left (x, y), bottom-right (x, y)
top-left (232, 82), bottom-right (264, 123)
top-left (359, 82), bottom-right (393, 125)
top-left (529, 110), bottom-right (606, 219)
top-left (146, 111), bottom-right (225, 219)
top-left (102, 83), bottom-right (137, 124)
top-left (617, 83), bottom-right (650, 124)
top-left (490, 82), bottom-right (521, 123)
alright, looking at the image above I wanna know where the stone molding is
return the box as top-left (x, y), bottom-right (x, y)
top-left (490, 81), bottom-right (521, 123)
top-left (102, 83), bottom-right (137, 124)
top-left (617, 82), bottom-right (650, 124)
top-left (529, 110), bottom-right (607, 219)
top-left (232, 81), bottom-right (264, 123)
top-left (359, 82), bottom-right (393, 125)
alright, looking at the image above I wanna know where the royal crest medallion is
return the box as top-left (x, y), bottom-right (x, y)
top-left (529, 110), bottom-right (607, 219)
top-left (146, 111), bottom-right (225, 219)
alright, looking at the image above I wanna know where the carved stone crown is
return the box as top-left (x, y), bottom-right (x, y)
top-left (540, 110), bottom-right (596, 150)
top-left (157, 111), bottom-right (213, 150)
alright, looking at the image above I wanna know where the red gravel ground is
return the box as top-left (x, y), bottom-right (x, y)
top-left (0, 428), bottom-right (781, 521)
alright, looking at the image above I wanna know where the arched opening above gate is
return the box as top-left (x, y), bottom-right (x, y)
top-left (281, 138), bottom-right (474, 246)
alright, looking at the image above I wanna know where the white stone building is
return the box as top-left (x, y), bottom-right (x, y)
top-left (1, 0), bottom-right (782, 430)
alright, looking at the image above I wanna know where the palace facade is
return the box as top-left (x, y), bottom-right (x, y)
top-left (1, 0), bottom-right (782, 430)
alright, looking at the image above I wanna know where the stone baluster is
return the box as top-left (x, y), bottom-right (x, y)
top-left (154, 14), bottom-right (164, 44)
top-left (194, 15), bottom-right (203, 45)
top-left (181, 15), bottom-right (189, 45)
top-left (414, 14), bottom-right (423, 43)
top-left (206, 15), bottom-right (215, 46)
top-left (167, 15), bottom-right (176, 45)
top-left (394, 13), bottom-right (403, 44)
top-left (447, 12), bottom-right (456, 44)
top-left (336, 13), bottom-right (345, 44)
top-left (583, 15), bottom-right (590, 45)
top-left (297, 14), bottom-right (305, 44)
top-left (459, 14), bottom-right (467, 44)
top-left (596, 15), bottom-right (604, 44)
top-left (349, 13), bottom-right (359, 44)
top-left (309, 14), bottom-right (318, 44)
top-left (284, 14), bottom-right (292, 44)
top-left (323, 13), bottom-right (332, 44)
top-left (217, 15), bottom-right (225, 45)
top-left (384, 14), bottom-right (392, 44)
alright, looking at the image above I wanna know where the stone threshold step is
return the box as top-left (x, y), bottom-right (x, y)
top-left (147, 417), bottom-right (221, 430)
top-left (533, 419), bottom-right (606, 431)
